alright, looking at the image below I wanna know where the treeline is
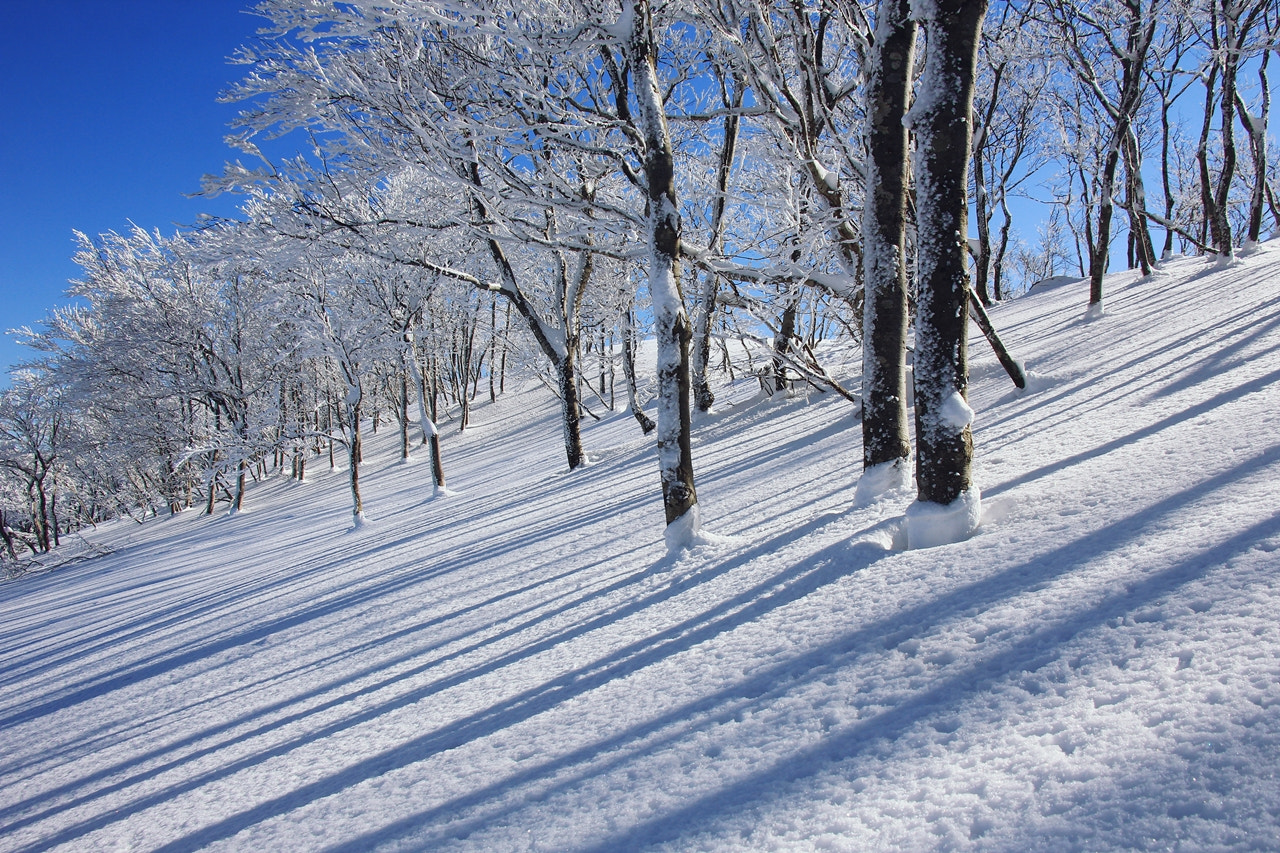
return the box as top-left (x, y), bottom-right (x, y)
top-left (2, 0), bottom-right (1273, 560)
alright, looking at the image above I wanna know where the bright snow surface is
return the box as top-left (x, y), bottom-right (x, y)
top-left (4, 248), bottom-right (1280, 851)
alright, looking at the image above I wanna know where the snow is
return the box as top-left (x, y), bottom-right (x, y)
top-left (853, 456), bottom-right (912, 507)
top-left (904, 487), bottom-right (982, 549)
top-left (939, 390), bottom-right (974, 430)
top-left (5, 249), bottom-right (1280, 850)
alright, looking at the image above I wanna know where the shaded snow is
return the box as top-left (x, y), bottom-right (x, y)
top-left (3, 249), bottom-right (1280, 850)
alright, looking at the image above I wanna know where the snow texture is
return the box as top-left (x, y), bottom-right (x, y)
top-left (905, 487), bottom-right (982, 549)
top-left (939, 390), bottom-right (975, 430)
top-left (663, 504), bottom-right (702, 552)
top-left (853, 456), bottom-right (912, 506)
top-left (4, 250), bottom-right (1280, 851)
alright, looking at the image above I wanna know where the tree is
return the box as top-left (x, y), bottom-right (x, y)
top-left (905, 0), bottom-right (987, 547)
top-left (1047, 0), bottom-right (1160, 306)
top-left (0, 373), bottom-right (65, 553)
top-left (859, 0), bottom-right (916, 492)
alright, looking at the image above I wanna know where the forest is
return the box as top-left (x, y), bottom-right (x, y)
top-left (1, 0), bottom-right (1274, 562)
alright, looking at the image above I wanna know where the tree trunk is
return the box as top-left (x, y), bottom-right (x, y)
top-left (912, 0), bottom-right (985, 509)
top-left (348, 401), bottom-right (364, 521)
top-left (690, 271), bottom-right (718, 413)
top-left (861, 0), bottom-right (916, 473)
top-left (1090, 145), bottom-right (1121, 305)
top-left (1240, 49), bottom-right (1270, 244)
top-left (626, 0), bottom-right (698, 530)
top-left (1123, 127), bottom-right (1156, 273)
top-left (558, 344), bottom-right (585, 471)
top-left (771, 296), bottom-right (798, 394)
top-left (400, 371), bottom-right (411, 461)
top-left (972, 141), bottom-right (993, 306)
top-left (622, 307), bottom-right (656, 434)
top-left (0, 509), bottom-right (17, 561)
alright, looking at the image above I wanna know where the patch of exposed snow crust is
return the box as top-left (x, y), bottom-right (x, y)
top-left (854, 457), bottom-right (913, 506)
top-left (905, 487), bottom-right (982, 549)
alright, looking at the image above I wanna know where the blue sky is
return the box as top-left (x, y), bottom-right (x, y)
top-left (0, 1), bottom-right (269, 376)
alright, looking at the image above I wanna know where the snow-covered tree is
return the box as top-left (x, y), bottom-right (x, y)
top-left (905, 0), bottom-right (987, 547)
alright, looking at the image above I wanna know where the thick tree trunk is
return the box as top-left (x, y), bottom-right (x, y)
top-left (861, 0), bottom-right (916, 474)
top-left (1090, 146), bottom-right (1121, 305)
top-left (911, 0), bottom-right (985, 511)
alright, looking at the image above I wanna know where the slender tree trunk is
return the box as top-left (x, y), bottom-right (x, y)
top-left (972, 141), bottom-right (993, 305)
top-left (691, 76), bottom-right (742, 413)
top-left (622, 306), bottom-right (656, 434)
top-left (1160, 86), bottom-right (1178, 258)
top-left (626, 0), bottom-right (698, 529)
top-left (1123, 128), bottom-right (1156, 273)
top-left (861, 0), bottom-right (915, 473)
top-left (0, 509), bottom-right (17, 561)
top-left (771, 296), bottom-right (798, 394)
top-left (1241, 51), bottom-right (1270, 244)
top-left (558, 344), bottom-right (585, 471)
top-left (993, 194), bottom-right (1013, 299)
top-left (347, 401), bottom-right (364, 521)
top-left (400, 371), bottom-right (410, 461)
top-left (912, 0), bottom-right (985, 509)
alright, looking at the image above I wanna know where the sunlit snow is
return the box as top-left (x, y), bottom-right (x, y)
top-left (3, 248), bottom-right (1280, 850)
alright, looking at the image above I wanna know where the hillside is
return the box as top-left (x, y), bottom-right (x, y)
top-left (3, 246), bottom-right (1280, 851)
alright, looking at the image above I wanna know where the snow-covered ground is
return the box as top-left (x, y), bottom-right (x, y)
top-left (3, 247), bottom-right (1280, 851)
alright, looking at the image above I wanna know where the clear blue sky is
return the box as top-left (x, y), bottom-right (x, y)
top-left (0, 1), bottom-right (269, 376)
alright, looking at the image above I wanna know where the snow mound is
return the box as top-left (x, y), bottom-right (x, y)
top-left (854, 457), bottom-right (913, 506)
top-left (904, 487), bottom-right (982, 549)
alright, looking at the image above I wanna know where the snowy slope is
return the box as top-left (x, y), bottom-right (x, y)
top-left (3, 246), bottom-right (1280, 851)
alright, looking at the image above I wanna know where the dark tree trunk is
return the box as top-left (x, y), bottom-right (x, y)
top-left (912, 0), bottom-right (985, 507)
top-left (558, 343), bottom-right (585, 471)
top-left (0, 509), bottom-right (17, 561)
top-left (771, 297), bottom-right (798, 394)
top-left (348, 402), bottom-right (364, 520)
top-left (400, 372), bottom-right (410, 461)
top-left (622, 307), bottom-right (655, 434)
top-left (861, 0), bottom-right (916, 471)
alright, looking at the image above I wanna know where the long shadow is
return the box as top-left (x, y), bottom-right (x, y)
top-left (282, 443), bottom-right (1280, 852)
top-left (11, 507), bottom-right (874, 853)
top-left (573, 510), bottom-right (1280, 852)
top-left (976, 291), bottom-right (1280, 445)
top-left (984, 367), bottom-right (1280, 500)
top-left (0, 538), bottom-right (659, 830)
top-left (66, 442), bottom-right (1280, 853)
top-left (0, 473), bottom-right (658, 734)
top-left (0, 535), bottom-right (647, 798)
